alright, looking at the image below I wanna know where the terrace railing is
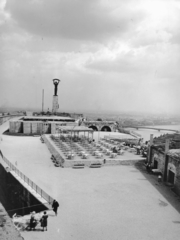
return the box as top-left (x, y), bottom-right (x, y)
top-left (1, 152), bottom-right (53, 205)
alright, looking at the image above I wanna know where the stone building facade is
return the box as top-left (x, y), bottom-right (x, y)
top-left (82, 121), bottom-right (118, 132)
top-left (9, 116), bottom-right (76, 135)
top-left (150, 145), bottom-right (180, 196)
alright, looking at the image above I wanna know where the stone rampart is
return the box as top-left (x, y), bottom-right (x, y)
top-left (0, 161), bottom-right (48, 217)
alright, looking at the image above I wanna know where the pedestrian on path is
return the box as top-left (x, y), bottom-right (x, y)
top-left (29, 211), bottom-right (36, 231)
top-left (52, 199), bottom-right (59, 216)
top-left (40, 211), bottom-right (48, 231)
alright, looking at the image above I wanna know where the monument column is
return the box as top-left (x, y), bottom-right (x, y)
top-left (52, 79), bottom-right (60, 114)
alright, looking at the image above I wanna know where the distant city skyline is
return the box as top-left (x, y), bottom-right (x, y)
top-left (1, 0), bottom-right (180, 115)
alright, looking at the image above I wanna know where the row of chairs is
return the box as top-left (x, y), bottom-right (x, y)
top-left (50, 154), bottom-right (64, 167)
top-left (51, 136), bottom-right (86, 160)
top-left (77, 140), bottom-right (105, 159)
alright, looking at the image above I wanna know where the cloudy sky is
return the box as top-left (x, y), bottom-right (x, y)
top-left (1, 0), bottom-right (180, 115)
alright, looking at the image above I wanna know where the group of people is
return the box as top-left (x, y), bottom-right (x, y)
top-left (29, 199), bottom-right (59, 231)
top-left (111, 146), bottom-right (124, 155)
top-left (135, 140), bottom-right (149, 156)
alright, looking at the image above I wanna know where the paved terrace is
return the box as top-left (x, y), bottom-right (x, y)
top-left (1, 122), bottom-right (180, 240)
top-left (44, 133), bottom-right (145, 167)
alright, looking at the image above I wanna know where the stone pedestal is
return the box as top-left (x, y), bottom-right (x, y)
top-left (52, 95), bottom-right (59, 113)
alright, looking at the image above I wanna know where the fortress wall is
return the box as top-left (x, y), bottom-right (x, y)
top-left (9, 119), bottom-right (78, 135)
top-left (37, 122), bottom-right (43, 134)
top-left (23, 121), bottom-right (31, 134)
top-left (0, 116), bottom-right (11, 125)
top-left (168, 157), bottom-right (180, 196)
top-left (43, 123), bottom-right (49, 134)
top-left (31, 122), bottom-right (38, 134)
top-left (0, 162), bottom-right (48, 217)
top-left (22, 121), bottom-right (44, 134)
top-left (9, 121), bottom-right (15, 133)
top-left (51, 123), bottom-right (56, 134)
top-left (151, 148), bottom-right (165, 174)
top-left (9, 121), bottom-right (23, 133)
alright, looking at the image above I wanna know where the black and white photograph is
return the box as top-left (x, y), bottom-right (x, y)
top-left (0, 0), bottom-right (180, 239)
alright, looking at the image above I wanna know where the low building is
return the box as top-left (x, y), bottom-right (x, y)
top-left (9, 116), bottom-right (76, 135)
top-left (149, 134), bottom-right (180, 196)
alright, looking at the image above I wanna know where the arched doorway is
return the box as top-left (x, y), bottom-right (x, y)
top-left (153, 154), bottom-right (159, 169)
top-left (101, 126), bottom-right (111, 132)
top-left (88, 125), bottom-right (98, 131)
top-left (168, 163), bottom-right (176, 184)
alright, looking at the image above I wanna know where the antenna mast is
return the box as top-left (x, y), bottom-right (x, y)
top-left (42, 89), bottom-right (44, 113)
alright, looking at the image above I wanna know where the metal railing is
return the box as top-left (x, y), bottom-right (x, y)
top-left (2, 154), bottom-right (53, 205)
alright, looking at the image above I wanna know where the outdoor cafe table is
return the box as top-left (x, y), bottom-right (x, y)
top-left (67, 153), bottom-right (75, 159)
top-left (110, 152), bottom-right (117, 158)
top-left (82, 153), bottom-right (89, 159)
top-left (102, 148), bottom-right (107, 153)
top-left (79, 151), bottom-right (86, 156)
top-left (106, 150), bottom-right (113, 155)
top-left (96, 152), bottom-right (103, 158)
top-left (93, 150), bottom-right (101, 156)
top-left (117, 150), bottom-right (124, 155)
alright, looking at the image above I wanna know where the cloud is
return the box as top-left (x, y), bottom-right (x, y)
top-left (0, 0), bottom-right (180, 115)
top-left (5, 0), bottom-right (145, 42)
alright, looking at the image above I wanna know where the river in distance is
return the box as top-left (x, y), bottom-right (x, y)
top-left (125, 125), bottom-right (180, 142)
top-left (80, 125), bottom-right (180, 142)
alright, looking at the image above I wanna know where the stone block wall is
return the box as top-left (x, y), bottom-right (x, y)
top-left (168, 157), bottom-right (180, 195)
top-left (9, 121), bottom-right (23, 133)
top-left (151, 147), bottom-right (180, 197)
top-left (151, 148), bottom-right (165, 173)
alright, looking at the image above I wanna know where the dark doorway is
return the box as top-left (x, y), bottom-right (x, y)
top-left (101, 126), bottom-right (111, 132)
top-left (89, 126), bottom-right (98, 131)
top-left (168, 170), bottom-right (175, 184)
top-left (154, 160), bottom-right (158, 169)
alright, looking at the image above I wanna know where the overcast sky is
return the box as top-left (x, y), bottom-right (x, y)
top-left (0, 0), bottom-right (180, 115)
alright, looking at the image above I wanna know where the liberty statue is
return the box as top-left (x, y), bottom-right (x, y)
top-left (53, 79), bottom-right (60, 96)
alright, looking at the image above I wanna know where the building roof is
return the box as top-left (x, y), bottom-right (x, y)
top-left (22, 116), bottom-right (75, 122)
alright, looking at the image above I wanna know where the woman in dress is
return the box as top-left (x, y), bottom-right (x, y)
top-left (40, 211), bottom-right (48, 231)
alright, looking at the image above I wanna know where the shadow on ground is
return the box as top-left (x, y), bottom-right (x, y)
top-left (134, 161), bottom-right (180, 214)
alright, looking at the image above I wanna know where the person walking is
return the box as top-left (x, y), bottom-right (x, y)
top-left (40, 211), bottom-right (48, 231)
top-left (52, 200), bottom-right (59, 216)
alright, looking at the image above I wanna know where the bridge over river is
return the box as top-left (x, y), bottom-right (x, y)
top-left (125, 126), bottom-right (179, 133)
